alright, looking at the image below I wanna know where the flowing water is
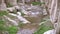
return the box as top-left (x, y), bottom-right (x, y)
top-left (4, 4), bottom-right (44, 34)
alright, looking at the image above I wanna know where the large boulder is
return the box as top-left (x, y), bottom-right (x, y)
top-left (44, 29), bottom-right (55, 34)
top-left (23, 6), bottom-right (43, 24)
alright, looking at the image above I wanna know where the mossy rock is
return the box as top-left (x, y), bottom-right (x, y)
top-left (7, 3), bottom-right (13, 7)
top-left (0, 11), bottom-right (8, 16)
top-left (32, 2), bottom-right (45, 5)
top-left (7, 26), bottom-right (18, 34)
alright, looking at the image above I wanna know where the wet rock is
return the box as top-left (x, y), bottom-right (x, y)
top-left (23, 6), bottom-right (43, 23)
top-left (9, 12), bottom-right (31, 24)
top-left (17, 29), bottom-right (34, 34)
top-left (44, 29), bottom-right (55, 34)
top-left (7, 6), bottom-right (20, 13)
top-left (4, 15), bottom-right (18, 26)
top-left (43, 9), bottom-right (47, 15)
top-left (7, 7), bottom-right (15, 13)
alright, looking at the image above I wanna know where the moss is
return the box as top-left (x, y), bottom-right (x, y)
top-left (7, 26), bottom-right (18, 34)
top-left (0, 18), bottom-right (18, 34)
top-left (21, 12), bottom-right (25, 16)
top-left (0, 19), bottom-right (5, 31)
top-left (32, 2), bottom-right (45, 5)
top-left (7, 3), bottom-right (13, 7)
top-left (13, 10), bottom-right (17, 14)
top-left (34, 16), bottom-right (53, 34)
top-left (0, 11), bottom-right (8, 16)
top-left (18, 22), bottom-right (24, 28)
top-left (34, 23), bottom-right (53, 34)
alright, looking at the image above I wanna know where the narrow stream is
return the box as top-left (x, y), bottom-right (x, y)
top-left (4, 4), bottom-right (44, 34)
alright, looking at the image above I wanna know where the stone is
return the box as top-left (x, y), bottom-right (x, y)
top-left (44, 29), bottom-right (56, 34)
top-left (17, 29), bottom-right (33, 34)
top-left (7, 7), bottom-right (15, 12)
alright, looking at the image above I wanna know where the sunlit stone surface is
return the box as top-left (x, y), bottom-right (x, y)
top-left (44, 29), bottom-right (55, 34)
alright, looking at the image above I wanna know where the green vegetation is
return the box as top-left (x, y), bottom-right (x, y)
top-left (0, 19), bottom-right (18, 34)
top-left (0, 11), bottom-right (18, 34)
top-left (7, 26), bottom-right (18, 34)
top-left (0, 11), bottom-right (8, 16)
top-left (18, 22), bottom-right (24, 28)
top-left (34, 24), bottom-right (53, 34)
top-left (0, 19), bottom-right (6, 31)
top-left (20, 11), bottom-right (25, 16)
top-left (13, 10), bottom-right (17, 14)
top-left (21, 12), bottom-right (25, 16)
top-left (0, 18), bottom-right (8, 34)
top-left (7, 3), bottom-right (13, 7)
top-left (32, 2), bottom-right (45, 5)
top-left (34, 17), bottom-right (53, 34)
